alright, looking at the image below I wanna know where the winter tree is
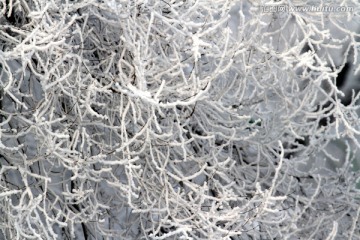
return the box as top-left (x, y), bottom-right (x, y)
top-left (1, 0), bottom-right (360, 239)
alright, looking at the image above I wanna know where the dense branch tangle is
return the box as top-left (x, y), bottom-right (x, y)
top-left (0, 0), bottom-right (360, 239)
